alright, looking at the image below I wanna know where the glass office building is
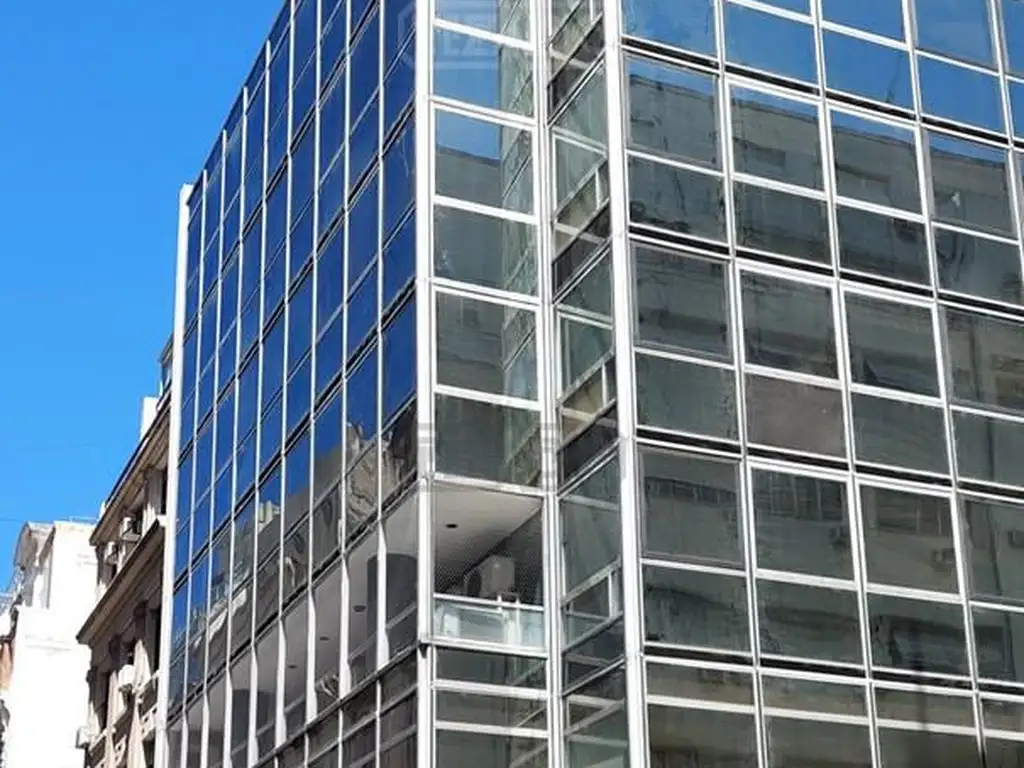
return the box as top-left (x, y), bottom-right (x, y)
top-left (159, 0), bottom-right (1024, 766)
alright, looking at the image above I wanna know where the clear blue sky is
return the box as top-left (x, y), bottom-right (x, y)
top-left (0, 0), bottom-right (282, 586)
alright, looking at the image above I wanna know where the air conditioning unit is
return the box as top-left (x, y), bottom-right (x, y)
top-left (117, 664), bottom-right (136, 693)
top-left (75, 725), bottom-right (95, 749)
top-left (120, 515), bottom-right (142, 543)
top-left (463, 556), bottom-right (516, 600)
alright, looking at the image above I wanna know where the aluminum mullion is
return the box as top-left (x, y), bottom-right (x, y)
top-left (602, 0), bottom-right (649, 765)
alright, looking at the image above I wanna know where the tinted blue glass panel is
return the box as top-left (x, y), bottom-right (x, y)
top-left (238, 358), bottom-right (259, 439)
top-left (320, 73), bottom-right (346, 175)
top-left (212, 469), bottom-right (232, 533)
top-left (188, 211), bottom-right (202, 277)
top-left (622, 0), bottom-right (716, 56)
top-left (319, 155), bottom-right (346, 235)
top-left (352, 0), bottom-right (376, 37)
top-left (269, 46), bottom-right (290, 121)
top-left (200, 296), bottom-right (218, 368)
top-left (268, 117), bottom-right (289, 180)
top-left (245, 166), bottom-right (263, 223)
top-left (915, 0), bottom-right (994, 65)
top-left (216, 392), bottom-right (235, 473)
top-left (266, 179), bottom-right (288, 258)
top-left (293, 61), bottom-right (317, 134)
top-left (348, 176), bottom-right (380, 287)
top-left (321, 9), bottom-right (346, 81)
top-left (186, 278), bottom-right (200, 332)
top-left (383, 212), bottom-right (414, 311)
top-left (347, 348), bottom-right (379, 441)
top-left (382, 299), bottom-right (415, 422)
top-left (242, 220), bottom-right (262, 302)
top-left (317, 234), bottom-right (344, 331)
top-left (263, 253), bottom-right (286, 318)
top-left (287, 360), bottom-right (313, 434)
top-left (197, 367), bottom-right (215, 426)
top-left (191, 495), bottom-right (211, 559)
top-left (240, 298), bottom-right (260, 358)
top-left (383, 123), bottom-right (415, 238)
top-left (763, 0), bottom-right (809, 13)
top-left (224, 200), bottom-right (240, 254)
top-left (294, 0), bottom-right (318, 69)
top-left (316, 315), bottom-right (343, 395)
top-left (237, 432), bottom-right (257, 498)
top-left (292, 130), bottom-right (316, 215)
top-left (351, 13), bottom-right (380, 119)
top-left (823, 32), bottom-right (913, 109)
top-left (288, 276), bottom-right (313, 367)
top-left (347, 268), bottom-right (379, 359)
top-left (245, 85), bottom-right (266, 172)
top-left (1010, 79), bottom-right (1024, 138)
top-left (290, 205), bottom-right (315, 278)
top-left (225, 130), bottom-right (243, 204)
top-left (260, 398), bottom-right (283, 467)
top-left (350, 98), bottom-right (380, 189)
top-left (220, 259), bottom-right (239, 338)
top-left (384, 0), bottom-right (413, 69)
top-left (263, 319), bottom-right (285, 405)
top-left (822, 0), bottom-right (903, 38)
top-left (1005, 0), bottom-right (1024, 76)
top-left (918, 56), bottom-right (1004, 132)
top-left (726, 3), bottom-right (816, 82)
top-left (384, 40), bottom-right (414, 134)
top-left (218, 330), bottom-right (236, 393)
top-left (183, 331), bottom-right (198, 395)
top-left (175, 527), bottom-right (191, 581)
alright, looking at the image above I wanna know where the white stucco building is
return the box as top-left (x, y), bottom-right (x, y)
top-left (0, 520), bottom-right (97, 768)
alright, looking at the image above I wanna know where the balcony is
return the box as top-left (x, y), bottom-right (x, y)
top-left (87, 729), bottom-right (106, 767)
top-left (434, 595), bottom-right (544, 650)
top-left (138, 671), bottom-right (159, 743)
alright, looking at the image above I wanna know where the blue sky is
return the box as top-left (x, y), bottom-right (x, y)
top-left (0, 0), bottom-right (281, 585)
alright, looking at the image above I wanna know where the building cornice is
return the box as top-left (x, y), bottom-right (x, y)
top-left (78, 521), bottom-right (164, 647)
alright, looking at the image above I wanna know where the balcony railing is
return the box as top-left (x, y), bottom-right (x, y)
top-left (433, 595), bottom-right (544, 651)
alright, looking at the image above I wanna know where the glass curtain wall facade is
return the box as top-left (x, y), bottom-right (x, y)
top-left (160, 0), bottom-right (1024, 766)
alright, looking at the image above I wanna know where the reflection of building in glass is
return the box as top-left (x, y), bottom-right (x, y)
top-left (157, 0), bottom-right (1024, 767)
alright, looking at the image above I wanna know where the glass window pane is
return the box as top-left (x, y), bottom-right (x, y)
top-left (1005, 0), bottom-right (1024, 76)
top-left (627, 156), bottom-right (727, 241)
top-left (627, 56), bottom-right (719, 169)
top-left (974, 605), bottom-right (1024, 683)
top-left (935, 228), bottom-right (1023, 306)
top-left (742, 273), bottom-right (837, 378)
top-left (1009, 79), bottom-right (1024, 138)
top-left (846, 294), bottom-right (937, 395)
top-left (643, 565), bottom-right (750, 651)
top-left (929, 132), bottom-right (1013, 236)
top-left (436, 110), bottom-right (533, 213)
top-left (953, 410), bottom-right (1024, 488)
top-left (823, 0), bottom-right (904, 39)
top-left (734, 183), bottom-right (831, 264)
top-left (725, 3), bottom-right (817, 83)
top-left (436, 293), bottom-right (537, 400)
top-left (753, 469), bottom-right (852, 579)
top-left (648, 706), bottom-right (757, 766)
top-left (732, 88), bottom-right (822, 189)
top-left (862, 485), bottom-right (956, 591)
top-left (879, 728), bottom-right (982, 768)
top-left (758, 579), bottom-right (863, 664)
top-left (832, 110), bottom-right (920, 212)
top-left (633, 244), bottom-right (730, 359)
top-left (434, 205), bottom-right (536, 295)
top-left (915, 0), bottom-right (994, 65)
top-left (767, 719), bottom-right (872, 768)
top-left (762, 677), bottom-right (867, 716)
top-left (945, 308), bottom-right (1024, 412)
top-left (868, 593), bottom-right (968, 675)
top-left (852, 394), bottom-right (949, 473)
top-left (964, 498), bottom-right (1024, 603)
top-left (837, 206), bottom-right (929, 285)
top-left (435, 395), bottom-right (540, 486)
top-left (746, 375), bottom-right (846, 457)
top-left (918, 56), bottom-right (1004, 132)
top-left (434, 28), bottom-right (533, 116)
top-left (823, 32), bottom-right (914, 109)
top-left (621, 0), bottom-right (717, 56)
top-left (636, 354), bottom-right (738, 439)
top-left (436, 0), bottom-right (529, 39)
top-left (640, 449), bottom-right (742, 567)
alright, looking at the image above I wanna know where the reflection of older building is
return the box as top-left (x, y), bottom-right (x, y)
top-left (79, 348), bottom-right (170, 768)
top-left (0, 521), bottom-right (96, 768)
